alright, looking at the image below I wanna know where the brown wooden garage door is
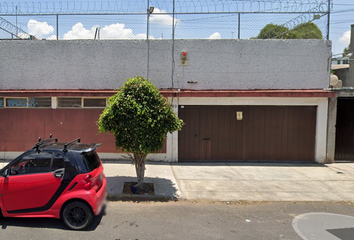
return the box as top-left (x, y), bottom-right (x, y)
top-left (178, 105), bottom-right (316, 161)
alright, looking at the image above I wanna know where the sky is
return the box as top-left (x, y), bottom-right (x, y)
top-left (330, 0), bottom-right (354, 55)
top-left (0, 0), bottom-right (353, 55)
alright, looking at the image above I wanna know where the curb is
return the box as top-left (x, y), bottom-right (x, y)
top-left (108, 193), bottom-right (177, 202)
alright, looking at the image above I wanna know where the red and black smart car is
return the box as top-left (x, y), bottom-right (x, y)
top-left (0, 136), bottom-right (106, 230)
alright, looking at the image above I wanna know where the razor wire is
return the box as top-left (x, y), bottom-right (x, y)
top-left (0, 0), bottom-right (332, 15)
top-left (0, 0), bottom-right (332, 40)
top-left (0, 16), bottom-right (30, 38)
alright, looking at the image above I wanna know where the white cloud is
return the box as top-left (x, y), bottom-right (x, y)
top-left (63, 22), bottom-right (148, 40)
top-left (208, 32), bottom-right (221, 39)
top-left (27, 19), bottom-right (54, 39)
top-left (339, 30), bottom-right (351, 45)
top-left (18, 32), bottom-right (30, 39)
top-left (150, 8), bottom-right (180, 26)
top-left (46, 35), bottom-right (57, 40)
top-left (100, 23), bottom-right (147, 39)
top-left (63, 23), bottom-right (96, 40)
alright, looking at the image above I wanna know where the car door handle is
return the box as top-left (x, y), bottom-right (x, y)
top-left (53, 169), bottom-right (64, 178)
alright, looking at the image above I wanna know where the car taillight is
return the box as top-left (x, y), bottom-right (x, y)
top-left (83, 174), bottom-right (93, 190)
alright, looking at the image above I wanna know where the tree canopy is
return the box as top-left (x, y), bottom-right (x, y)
top-left (256, 22), bottom-right (323, 39)
top-left (256, 23), bottom-right (291, 39)
top-left (343, 46), bottom-right (350, 57)
top-left (291, 22), bottom-right (323, 39)
top-left (98, 76), bottom-right (183, 155)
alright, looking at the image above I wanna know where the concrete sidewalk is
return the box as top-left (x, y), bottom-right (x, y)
top-left (2, 160), bottom-right (354, 202)
top-left (103, 161), bottom-right (354, 202)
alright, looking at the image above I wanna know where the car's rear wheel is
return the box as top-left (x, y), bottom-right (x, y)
top-left (62, 201), bottom-right (93, 230)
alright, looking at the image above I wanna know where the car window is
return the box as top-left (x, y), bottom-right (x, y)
top-left (81, 151), bottom-right (100, 172)
top-left (10, 152), bottom-right (53, 175)
top-left (52, 152), bottom-right (65, 171)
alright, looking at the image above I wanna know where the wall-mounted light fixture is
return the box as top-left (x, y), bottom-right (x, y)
top-left (149, 7), bottom-right (154, 14)
top-left (180, 50), bottom-right (189, 65)
top-left (313, 14), bottom-right (321, 20)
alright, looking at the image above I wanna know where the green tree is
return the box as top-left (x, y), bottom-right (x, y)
top-left (256, 23), bottom-right (290, 39)
top-left (291, 22), bottom-right (323, 39)
top-left (98, 76), bottom-right (184, 187)
top-left (343, 46), bottom-right (350, 57)
top-left (256, 22), bottom-right (322, 39)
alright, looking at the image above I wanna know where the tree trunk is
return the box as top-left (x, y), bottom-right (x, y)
top-left (134, 153), bottom-right (147, 188)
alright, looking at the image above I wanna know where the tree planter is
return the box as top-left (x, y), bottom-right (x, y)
top-left (123, 182), bottom-right (155, 195)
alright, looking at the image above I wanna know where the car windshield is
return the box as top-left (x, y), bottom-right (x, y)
top-left (81, 151), bottom-right (100, 172)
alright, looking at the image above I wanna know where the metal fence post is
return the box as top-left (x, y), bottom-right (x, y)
top-left (238, 13), bottom-right (241, 39)
top-left (56, 14), bottom-right (59, 40)
top-left (147, 0), bottom-right (150, 79)
top-left (172, 0), bottom-right (175, 88)
top-left (326, 0), bottom-right (331, 40)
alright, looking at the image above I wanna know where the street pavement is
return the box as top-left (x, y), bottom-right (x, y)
top-left (2, 201), bottom-right (354, 240)
top-left (2, 160), bottom-right (354, 202)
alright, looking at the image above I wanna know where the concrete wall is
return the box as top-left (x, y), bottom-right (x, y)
top-left (347, 24), bottom-right (354, 87)
top-left (0, 39), bottom-right (331, 90)
top-left (334, 68), bottom-right (349, 85)
top-left (326, 96), bottom-right (337, 163)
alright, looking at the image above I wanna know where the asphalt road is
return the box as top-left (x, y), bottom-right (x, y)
top-left (1, 200), bottom-right (354, 240)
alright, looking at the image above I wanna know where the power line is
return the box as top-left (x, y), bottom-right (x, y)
top-left (331, 21), bottom-right (354, 25)
top-left (331, 8), bottom-right (354, 14)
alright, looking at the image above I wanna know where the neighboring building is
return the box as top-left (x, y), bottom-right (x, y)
top-left (332, 57), bottom-right (350, 65)
top-left (328, 24), bottom-right (354, 162)
top-left (0, 39), bottom-right (333, 163)
top-left (331, 64), bottom-right (348, 87)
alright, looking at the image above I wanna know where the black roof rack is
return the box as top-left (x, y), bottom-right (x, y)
top-left (81, 143), bottom-right (102, 153)
top-left (32, 134), bottom-right (58, 150)
top-left (63, 137), bottom-right (81, 152)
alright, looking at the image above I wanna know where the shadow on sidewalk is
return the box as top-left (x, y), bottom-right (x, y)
top-left (106, 175), bottom-right (179, 201)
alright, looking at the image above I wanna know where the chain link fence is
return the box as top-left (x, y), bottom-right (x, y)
top-left (0, 0), bottom-right (331, 40)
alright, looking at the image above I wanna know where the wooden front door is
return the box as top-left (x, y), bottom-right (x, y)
top-left (335, 98), bottom-right (354, 160)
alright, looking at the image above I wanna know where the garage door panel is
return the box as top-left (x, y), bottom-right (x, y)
top-left (179, 105), bottom-right (316, 162)
top-left (297, 107), bottom-right (316, 160)
top-left (211, 107), bottom-right (220, 159)
top-left (178, 107), bottom-right (201, 160)
top-left (271, 107), bottom-right (283, 160)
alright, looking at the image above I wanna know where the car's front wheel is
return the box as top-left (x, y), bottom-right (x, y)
top-left (62, 201), bottom-right (93, 230)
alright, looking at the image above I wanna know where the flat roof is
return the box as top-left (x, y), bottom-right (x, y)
top-left (0, 89), bottom-right (336, 98)
top-left (332, 64), bottom-right (350, 70)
